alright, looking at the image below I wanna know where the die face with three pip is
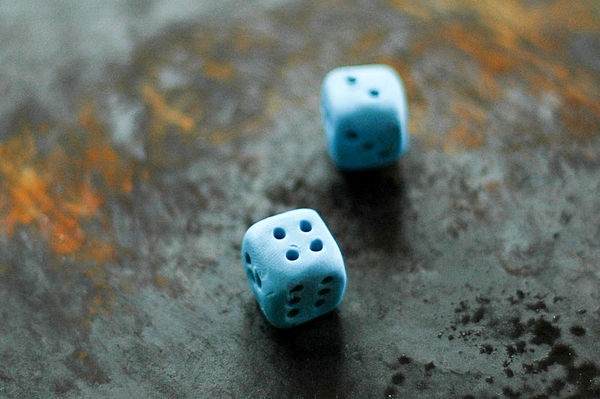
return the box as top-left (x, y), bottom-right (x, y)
top-left (241, 208), bottom-right (347, 328)
top-left (321, 64), bottom-right (409, 170)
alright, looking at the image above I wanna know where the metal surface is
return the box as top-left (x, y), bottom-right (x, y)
top-left (1, 0), bottom-right (599, 397)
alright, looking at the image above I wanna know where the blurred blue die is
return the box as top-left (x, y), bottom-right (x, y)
top-left (321, 64), bottom-right (409, 170)
top-left (242, 208), bottom-right (346, 328)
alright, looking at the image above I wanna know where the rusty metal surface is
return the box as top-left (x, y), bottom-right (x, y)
top-left (1, 0), bottom-right (599, 397)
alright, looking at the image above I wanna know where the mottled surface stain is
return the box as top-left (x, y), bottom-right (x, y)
top-left (141, 83), bottom-right (196, 138)
top-left (0, 0), bottom-right (599, 397)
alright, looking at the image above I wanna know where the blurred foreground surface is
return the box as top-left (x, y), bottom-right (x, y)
top-left (0, 1), bottom-right (599, 397)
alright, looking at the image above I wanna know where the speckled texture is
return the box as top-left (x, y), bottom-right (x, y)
top-left (0, 0), bottom-right (599, 398)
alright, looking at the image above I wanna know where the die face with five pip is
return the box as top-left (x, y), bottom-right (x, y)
top-left (241, 208), bottom-right (347, 328)
top-left (321, 64), bottom-right (409, 170)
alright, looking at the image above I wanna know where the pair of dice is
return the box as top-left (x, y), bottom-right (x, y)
top-left (242, 65), bottom-right (409, 328)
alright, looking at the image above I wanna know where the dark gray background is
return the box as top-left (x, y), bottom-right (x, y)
top-left (0, 0), bottom-right (599, 397)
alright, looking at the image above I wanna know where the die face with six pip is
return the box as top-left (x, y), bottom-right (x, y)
top-left (321, 64), bottom-right (409, 170)
top-left (241, 208), bottom-right (347, 328)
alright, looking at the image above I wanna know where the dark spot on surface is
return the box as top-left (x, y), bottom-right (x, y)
top-left (471, 307), bottom-right (485, 323)
top-left (528, 318), bottom-right (560, 346)
top-left (448, 335), bottom-right (455, 340)
top-left (522, 363), bottom-right (536, 374)
top-left (566, 361), bottom-right (600, 393)
top-left (476, 295), bottom-right (491, 304)
top-left (538, 344), bottom-right (576, 370)
top-left (517, 339), bottom-right (600, 396)
top-left (504, 368), bottom-right (514, 378)
top-left (462, 396), bottom-right (475, 399)
top-left (424, 361), bottom-right (436, 376)
top-left (560, 211), bottom-right (572, 225)
top-left (383, 385), bottom-right (397, 398)
top-left (459, 329), bottom-right (475, 340)
top-left (526, 300), bottom-right (548, 313)
top-left (391, 372), bottom-right (405, 385)
top-left (480, 344), bottom-right (494, 354)
top-left (502, 386), bottom-right (521, 398)
top-left (506, 317), bottom-right (526, 339)
top-left (455, 301), bottom-right (469, 313)
top-left (508, 340), bottom-right (527, 355)
top-left (53, 379), bottom-right (79, 395)
top-left (576, 308), bottom-right (587, 314)
top-left (485, 376), bottom-right (494, 384)
top-left (569, 325), bottom-right (586, 336)
top-left (546, 378), bottom-right (566, 396)
top-left (398, 354), bottom-right (412, 365)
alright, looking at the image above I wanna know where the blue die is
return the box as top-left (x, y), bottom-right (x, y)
top-left (320, 64), bottom-right (409, 170)
top-left (241, 208), bottom-right (347, 328)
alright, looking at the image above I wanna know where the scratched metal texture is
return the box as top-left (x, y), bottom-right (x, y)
top-left (0, 0), bottom-right (599, 398)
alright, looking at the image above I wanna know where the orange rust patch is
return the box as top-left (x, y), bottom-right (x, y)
top-left (0, 132), bottom-right (91, 255)
top-left (82, 264), bottom-right (115, 320)
top-left (0, 104), bottom-right (134, 259)
top-left (350, 31), bottom-right (383, 58)
top-left (560, 76), bottom-right (600, 139)
top-left (443, 23), bottom-right (519, 74)
top-left (77, 237), bottom-right (117, 264)
top-left (450, 101), bottom-right (487, 125)
top-left (387, 0), bottom-right (599, 150)
top-left (387, 0), bottom-right (432, 20)
top-left (155, 276), bottom-right (170, 288)
top-left (234, 30), bottom-right (254, 52)
top-left (203, 59), bottom-right (236, 81)
top-left (476, 71), bottom-right (501, 101)
top-left (92, 296), bottom-right (105, 306)
top-left (446, 122), bottom-right (484, 150)
top-left (141, 83), bottom-right (196, 138)
top-left (79, 106), bottom-right (135, 193)
top-left (549, 1), bottom-right (600, 30)
top-left (484, 181), bottom-right (501, 193)
top-left (88, 302), bottom-right (110, 317)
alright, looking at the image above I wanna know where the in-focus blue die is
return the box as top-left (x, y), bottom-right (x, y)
top-left (321, 64), bottom-right (409, 170)
top-left (241, 208), bottom-right (347, 328)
